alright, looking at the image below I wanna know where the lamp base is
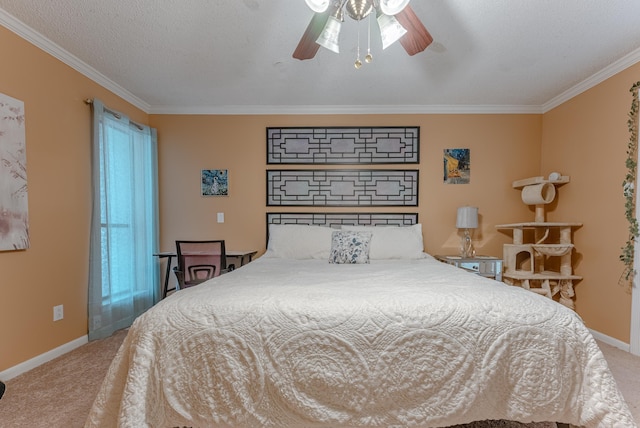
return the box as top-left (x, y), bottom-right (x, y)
top-left (460, 229), bottom-right (475, 258)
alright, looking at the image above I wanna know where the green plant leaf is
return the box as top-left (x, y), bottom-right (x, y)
top-left (621, 81), bottom-right (640, 291)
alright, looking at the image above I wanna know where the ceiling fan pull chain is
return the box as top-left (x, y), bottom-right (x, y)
top-left (355, 18), bottom-right (363, 69)
top-left (366, 11), bottom-right (373, 63)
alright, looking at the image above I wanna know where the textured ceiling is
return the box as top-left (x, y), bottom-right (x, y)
top-left (1, 0), bottom-right (640, 114)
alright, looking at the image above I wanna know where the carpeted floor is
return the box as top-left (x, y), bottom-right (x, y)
top-left (0, 328), bottom-right (637, 427)
top-left (0, 329), bottom-right (127, 428)
top-left (595, 340), bottom-right (640, 422)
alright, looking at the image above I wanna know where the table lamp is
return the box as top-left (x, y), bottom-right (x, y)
top-left (456, 206), bottom-right (478, 258)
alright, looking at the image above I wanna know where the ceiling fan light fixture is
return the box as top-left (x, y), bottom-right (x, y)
top-left (345, 0), bottom-right (373, 21)
top-left (377, 13), bottom-right (407, 49)
top-left (304, 0), bottom-right (331, 13)
top-left (379, 0), bottom-right (410, 16)
top-left (295, 0), bottom-right (429, 62)
top-left (316, 15), bottom-right (342, 53)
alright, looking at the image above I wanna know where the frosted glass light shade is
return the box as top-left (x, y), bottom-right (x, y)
top-left (379, 0), bottom-right (410, 15)
top-left (377, 13), bottom-right (407, 49)
top-left (305, 0), bottom-right (330, 13)
top-left (317, 15), bottom-right (342, 53)
top-left (456, 206), bottom-right (478, 229)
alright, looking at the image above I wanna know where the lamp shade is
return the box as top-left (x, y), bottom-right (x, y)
top-left (456, 206), bottom-right (478, 229)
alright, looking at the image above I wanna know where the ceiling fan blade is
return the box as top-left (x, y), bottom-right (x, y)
top-left (395, 5), bottom-right (433, 56)
top-left (293, 10), bottom-right (331, 60)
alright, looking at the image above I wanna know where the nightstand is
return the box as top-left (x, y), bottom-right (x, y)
top-left (435, 255), bottom-right (503, 281)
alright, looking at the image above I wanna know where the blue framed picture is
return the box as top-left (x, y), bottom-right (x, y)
top-left (443, 149), bottom-right (470, 184)
top-left (201, 169), bottom-right (228, 196)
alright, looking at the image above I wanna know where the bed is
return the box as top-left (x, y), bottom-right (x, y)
top-left (85, 216), bottom-right (635, 428)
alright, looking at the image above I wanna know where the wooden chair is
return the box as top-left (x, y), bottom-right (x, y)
top-left (173, 240), bottom-right (227, 291)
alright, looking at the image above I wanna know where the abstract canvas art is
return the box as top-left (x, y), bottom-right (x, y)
top-left (201, 169), bottom-right (228, 196)
top-left (0, 92), bottom-right (29, 250)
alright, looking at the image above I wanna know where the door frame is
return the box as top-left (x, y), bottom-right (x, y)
top-left (632, 246), bottom-right (640, 354)
top-left (632, 102), bottom-right (640, 356)
top-left (631, 280), bottom-right (639, 355)
top-left (632, 211), bottom-right (640, 355)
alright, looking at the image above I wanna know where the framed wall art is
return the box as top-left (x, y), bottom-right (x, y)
top-left (266, 169), bottom-right (419, 207)
top-left (267, 126), bottom-right (420, 164)
top-left (0, 92), bottom-right (29, 251)
top-left (443, 148), bottom-right (470, 184)
top-left (201, 169), bottom-right (228, 196)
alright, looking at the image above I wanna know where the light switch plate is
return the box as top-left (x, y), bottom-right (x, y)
top-left (53, 304), bottom-right (64, 321)
top-left (217, 212), bottom-right (224, 223)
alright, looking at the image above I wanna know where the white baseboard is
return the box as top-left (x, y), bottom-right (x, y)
top-left (0, 335), bottom-right (88, 381)
top-left (589, 328), bottom-right (631, 352)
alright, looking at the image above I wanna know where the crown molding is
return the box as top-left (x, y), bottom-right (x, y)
top-left (148, 104), bottom-right (543, 115)
top-left (542, 47), bottom-right (640, 113)
top-left (0, 8), bottom-right (150, 113)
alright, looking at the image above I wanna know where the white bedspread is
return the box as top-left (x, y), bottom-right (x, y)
top-left (86, 256), bottom-right (636, 427)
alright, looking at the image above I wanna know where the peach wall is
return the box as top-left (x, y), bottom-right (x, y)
top-left (0, 26), bottom-right (148, 371)
top-left (150, 114), bottom-right (540, 263)
top-left (541, 62), bottom-right (640, 342)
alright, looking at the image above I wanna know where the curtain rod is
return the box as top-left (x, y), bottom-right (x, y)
top-left (84, 98), bottom-right (144, 131)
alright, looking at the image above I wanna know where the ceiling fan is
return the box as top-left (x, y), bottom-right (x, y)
top-left (293, 0), bottom-right (433, 64)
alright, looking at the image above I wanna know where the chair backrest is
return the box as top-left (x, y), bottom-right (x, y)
top-left (175, 240), bottom-right (227, 288)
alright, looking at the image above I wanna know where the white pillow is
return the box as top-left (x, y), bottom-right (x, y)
top-left (266, 224), bottom-right (336, 259)
top-left (341, 224), bottom-right (425, 259)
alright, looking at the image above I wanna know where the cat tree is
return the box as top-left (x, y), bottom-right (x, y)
top-left (496, 174), bottom-right (582, 309)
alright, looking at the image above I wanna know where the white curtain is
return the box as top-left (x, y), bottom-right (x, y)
top-left (88, 99), bottom-right (159, 341)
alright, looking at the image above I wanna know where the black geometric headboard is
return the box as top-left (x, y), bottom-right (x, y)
top-left (265, 126), bottom-right (421, 245)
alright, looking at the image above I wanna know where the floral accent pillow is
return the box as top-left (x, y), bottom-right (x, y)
top-left (329, 231), bottom-right (372, 264)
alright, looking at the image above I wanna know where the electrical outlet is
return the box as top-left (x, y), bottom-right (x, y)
top-left (53, 305), bottom-right (64, 321)
top-left (217, 212), bottom-right (224, 223)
